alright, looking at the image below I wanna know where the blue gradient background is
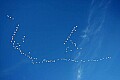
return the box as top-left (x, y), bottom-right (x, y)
top-left (0, 0), bottom-right (120, 80)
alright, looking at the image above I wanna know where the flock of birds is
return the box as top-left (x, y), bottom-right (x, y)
top-left (7, 14), bottom-right (112, 64)
top-left (64, 26), bottom-right (83, 53)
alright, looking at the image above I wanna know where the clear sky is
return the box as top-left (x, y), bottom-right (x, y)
top-left (0, 0), bottom-right (120, 80)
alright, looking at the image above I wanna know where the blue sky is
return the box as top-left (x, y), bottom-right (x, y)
top-left (0, 0), bottom-right (120, 80)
